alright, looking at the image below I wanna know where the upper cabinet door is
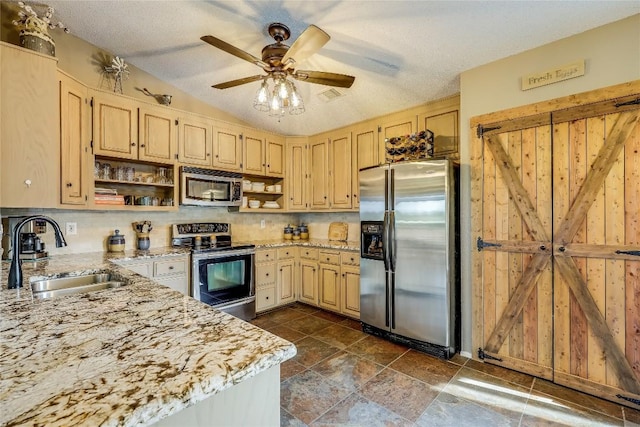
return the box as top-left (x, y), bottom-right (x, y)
top-left (329, 132), bottom-right (352, 209)
top-left (286, 139), bottom-right (308, 211)
top-left (351, 123), bottom-right (379, 209)
top-left (1, 43), bottom-right (59, 208)
top-left (138, 105), bottom-right (177, 164)
top-left (418, 110), bottom-right (458, 158)
top-left (177, 114), bottom-right (213, 167)
top-left (309, 138), bottom-right (330, 209)
top-left (59, 72), bottom-right (89, 206)
top-left (213, 123), bottom-right (243, 172)
top-left (243, 131), bottom-right (266, 176)
top-left (92, 90), bottom-right (139, 160)
top-left (378, 114), bottom-right (417, 164)
top-left (266, 136), bottom-right (285, 177)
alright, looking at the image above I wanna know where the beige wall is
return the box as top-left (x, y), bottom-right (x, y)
top-left (457, 14), bottom-right (640, 355)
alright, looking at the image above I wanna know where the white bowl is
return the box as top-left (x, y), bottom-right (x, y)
top-left (248, 200), bottom-right (261, 208)
top-left (266, 185), bottom-right (276, 192)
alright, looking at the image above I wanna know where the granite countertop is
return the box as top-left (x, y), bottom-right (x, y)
top-left (0, 249), bottom-right (296, 426)
top-left (252, 238), bottom-right (360, 252)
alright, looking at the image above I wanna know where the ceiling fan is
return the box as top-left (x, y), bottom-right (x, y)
top-left (201, 23), bottom-right (355, 90)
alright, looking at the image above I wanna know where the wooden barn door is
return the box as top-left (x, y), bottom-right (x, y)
top-left (551, 101), bottom-right (640, 406)
top-left (471, 114), bottom-right (555, 379)
top-left (472, 82), bottom-right (640, 408)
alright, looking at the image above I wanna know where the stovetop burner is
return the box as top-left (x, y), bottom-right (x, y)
top-left (171, 222), bottom-right (254, 254)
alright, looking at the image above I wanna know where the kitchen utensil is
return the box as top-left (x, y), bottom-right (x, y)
top-left (328, 222), bottom-right (348, 241)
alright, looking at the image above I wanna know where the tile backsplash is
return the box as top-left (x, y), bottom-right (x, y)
top-left (0, 208), bottom-right (360, 256)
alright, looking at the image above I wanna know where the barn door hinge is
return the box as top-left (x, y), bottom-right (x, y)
top-left (614, 98), bottom-right (640, 108)
top-left (478, 348), bottom-right (503, 362)
top-left (616, 394), bottom-right (640, 406)
top-left (476, 124), bottom-right (502, 138)
top-left (616, 249), bottom-right (640, 257)
top-left (477, 237), bottom-right (502, 251)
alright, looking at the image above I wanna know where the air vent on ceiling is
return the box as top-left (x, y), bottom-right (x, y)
top-left (317, 87), bottom-right (345, 103)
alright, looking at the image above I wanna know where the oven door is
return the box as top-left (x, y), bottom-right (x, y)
top-left (192, 249), bottom-right (255, 307)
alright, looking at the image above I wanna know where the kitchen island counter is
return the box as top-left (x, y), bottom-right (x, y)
top-left (0, 250), bottom-right (296, 426)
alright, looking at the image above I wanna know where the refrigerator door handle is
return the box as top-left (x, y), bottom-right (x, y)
top-left (390, 272), bottom-right (396, 329)
top-left (383, 211), bottom-right (390, 271)
top-left (385, 273), bottom-right (390, 327)
top-left (389, 210), bottom-right (396, 272)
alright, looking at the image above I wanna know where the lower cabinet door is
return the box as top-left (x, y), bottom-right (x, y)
top-left (341, 266), bottom-right (360, 318)
top-left (256, 286), bottom-right (276, 312)
top-left (299, 260), bottom-right (318, 305)
top-left (277, 259), bottom-right (295, 305)
top-left (319, 263), bottom-right (340, 311)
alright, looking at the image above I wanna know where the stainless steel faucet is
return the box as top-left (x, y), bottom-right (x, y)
top-left (7, 215), bottom-right (67, 289)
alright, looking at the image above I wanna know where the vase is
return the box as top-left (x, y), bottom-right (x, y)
top-left (18, 16), bottom-right (55, 57)
top-left (137, 234), bottom-right (150, 250)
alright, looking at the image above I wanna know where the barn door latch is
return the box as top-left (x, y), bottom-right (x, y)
top-left (476, 124), bottom-right (502, 138)
top-left (478, 348), bottom-right (503, 362)
top-left (477, 237), bottom-right (502, 251)
top-left (616, 394), bottom-right (640, 406)
top-left (614, 98), bottom-right (640, 108)
top-left (615, 250), bottom-right (640, 257)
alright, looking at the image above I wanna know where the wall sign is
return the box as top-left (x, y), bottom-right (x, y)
top-left (521, 60), bottom-right (585, 91)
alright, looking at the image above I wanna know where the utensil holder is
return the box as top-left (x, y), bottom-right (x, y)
top-left (136, 233), bottom-right (150, 250)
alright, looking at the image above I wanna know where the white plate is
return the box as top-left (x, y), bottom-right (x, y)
top-left (263, 203), bottom-right (280, 209)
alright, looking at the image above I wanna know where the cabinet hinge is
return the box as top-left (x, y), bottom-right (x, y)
top-left (477, 237), bottom-right (502, 251)
top-left (175, 119), bottom-right (179, 126)
top-left (85, 195), bottom-right (88, 201)
top-left (477, 348), bottom-right (503, 362)
top-left (90, 98), bottom-right (94, 108)
top-left (175, 154), bottom-right (179, 160)
top-left (377, 125), bottom-right (381, 133)
top-left (616, 394), bottom-right (640, 406)
top-left (90, 140), bottom-right (94, 151)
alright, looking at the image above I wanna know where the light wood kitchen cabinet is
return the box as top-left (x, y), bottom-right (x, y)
top-left (309, 137), bottom-right (330, 209)
top-left (286, 138), bottom-right (308, 211)
top-left (243, 130), bottom-right (266, 176)
top-left (91, 90), bottom-right (139, 160)
top-left (351, 123), bottom-right (380, 209)
top-left (417, 95), bottom-right (460, 158)
top-left (213, 122), bottom-right (243, 172)
top-left (255, 249), bottom-right (277, 312)
top-left (329, 132), bottom-right (352, 209)
top-left (318, 251), bottom-right (341, 311)
top-left (177, 114), bottom-right (214, 167)
top-left (138, 104), bottom-right (178, 164)
top-left (1, 43), bottom-right (59, 208)
top-left (265, 135), bottom-right (285, 177)
top-left (298, 247), bottom-right (319, 305)
top-left (341, 252), bottom-right (360, 318)
top-left (59, 71), bottom-right (90, 206)
top-left (277, 258), bottom-right (296, 305)
top-left (114, 254), bottom-right (189, 296)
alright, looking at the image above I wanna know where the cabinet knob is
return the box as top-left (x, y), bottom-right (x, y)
top-left (350, 257), bottom-right (354, 262)
top-left (353, 194), bottom-right (358, 198)
top-left (169, 266), bottom-right (174, 270)
top-left (326, 257), bottom-right (330, 261)
top-left (262, 163), bottom-right (266, 167)
top-left (266, 296), bottom-right (269, 300)
top-left (131, 142), bottom-right (136, 146)
top-left (215, 154), bottom-right (219, 158)
top-left (342, 273), bottom-right (345, 277)
top-left (280, 268), bottom-right (283, 272)
top-left (140, 144), bottom-right (145, 148)
top-left (207, 153), bottom-right (211, 157)
top-left (346, 195), bottom-right (350, 198)
top-left (66, 182), bottom-right (73, 187)
top-left (267, 164), bottom-right (270, 168)
top-left (265, 273), bottom-right (269, 277)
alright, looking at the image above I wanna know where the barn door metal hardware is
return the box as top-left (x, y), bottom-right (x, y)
top-left (478, 348), bottom-right (503, 362)
top-left (477, 237), bottom-right (502, 251)
top-left (476, 124), bottom-right (502, 138)
top-left (614, 98), bottom-right (640, 108)
top-left (615, 249), bottom-right (640, 257)
top-left (616, 394), bottom-right (640, 406)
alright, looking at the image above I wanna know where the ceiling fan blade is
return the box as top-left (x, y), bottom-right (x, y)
top-left (293, 70), bottom-right (355, 88)
top-left (201, 35), bottom-right (268, 69)
top-left (282, 25), bottom-right (330, 69)
top-left (213, 75), bottom-right (265, 89)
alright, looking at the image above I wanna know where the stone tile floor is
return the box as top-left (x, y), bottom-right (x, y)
top-left (250, 302), bottom-right (640, 427)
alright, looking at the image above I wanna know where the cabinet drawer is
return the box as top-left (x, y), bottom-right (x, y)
top-left (277, 247), bottom-right (296, 260)
top-left (256, 262), bottom-right (276, 287)
top-left (154, 258), bottom-right (187, 277)
top-left (341, 252), bottom-right (360, 266)
top-left (256, 249), bottom-right (277, 263)
top-left (256, 286), bottom-right (276, 312)
top-left (300, 248), bottom-right (319, 260)
top-left (319, 251), bottom-right (340, 265)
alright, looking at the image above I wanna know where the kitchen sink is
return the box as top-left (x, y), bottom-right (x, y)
top-left (30, 273), bottom-right (126, 299)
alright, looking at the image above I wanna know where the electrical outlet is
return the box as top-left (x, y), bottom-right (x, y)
top-left (260, 219), bottom-right (266, 229)
top-left (65, 222), bottom-right (77, 235)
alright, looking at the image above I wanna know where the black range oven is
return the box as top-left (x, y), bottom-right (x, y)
top-left (172, 223), bottom-right (255, 321)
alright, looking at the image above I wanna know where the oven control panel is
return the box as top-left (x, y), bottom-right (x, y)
top-left (173, 222), bottom-right (229, 236)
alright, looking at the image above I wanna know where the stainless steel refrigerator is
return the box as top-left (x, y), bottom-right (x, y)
top-left (359, 159), bottom-right (458, 358)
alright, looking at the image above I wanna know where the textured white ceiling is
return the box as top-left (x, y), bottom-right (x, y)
top-left (44, 1), bottom-right (639, 136)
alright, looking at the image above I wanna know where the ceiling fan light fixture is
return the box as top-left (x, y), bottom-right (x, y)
top-left (253, 79), bottom-right (271, 112)
top-left (288, 82), bottom-right (305, 115)
top-left (268, 87), bottom-right (285, 117)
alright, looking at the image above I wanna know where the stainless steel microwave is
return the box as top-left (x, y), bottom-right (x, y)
top-left (180, 167), bottom-right (243, 207)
